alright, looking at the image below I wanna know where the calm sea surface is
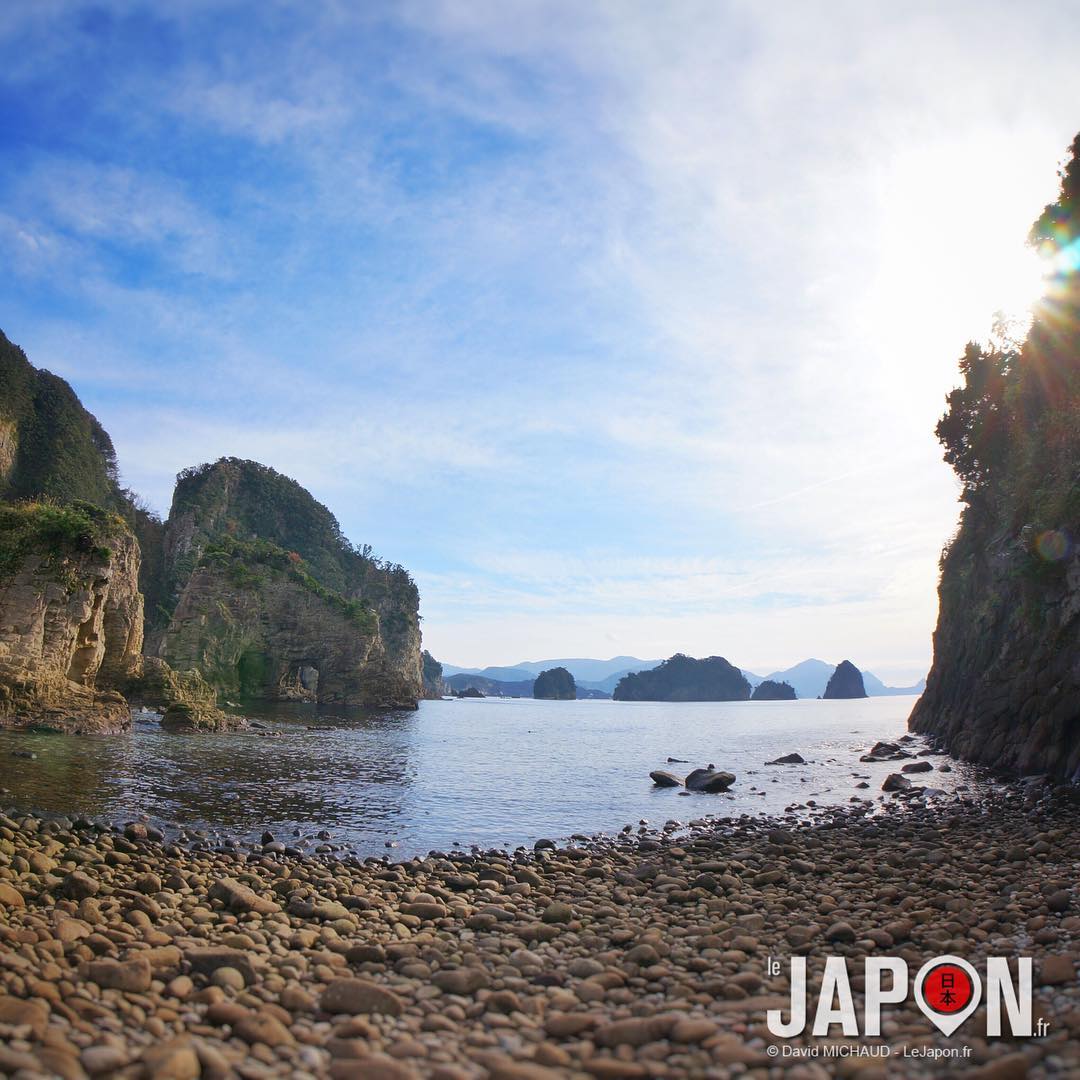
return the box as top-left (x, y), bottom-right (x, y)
top-left (0, 695), bottom-right (970, 857)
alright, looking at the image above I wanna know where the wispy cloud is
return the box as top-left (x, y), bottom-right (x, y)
top-left (1, 1), bottom-right (1077, 680)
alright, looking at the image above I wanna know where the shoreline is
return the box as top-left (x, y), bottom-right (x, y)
top-left (1, 782), bottom-right (1078, 1078)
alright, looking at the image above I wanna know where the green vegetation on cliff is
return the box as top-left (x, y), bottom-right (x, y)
top-left (0, 332), bottom-right (123, 511)
top-left (533, 666), bottom-right (576, 700)
top-left (201, 536), bottom-right (378, 633)
top-left (0, 500), bottom-right (126, 581)
top-left (159, 458), bottom-right (417, 634)
top-left (613, 653), bottom-right (750, 702)
top-left (911, 133), bottom-right (1080, 776)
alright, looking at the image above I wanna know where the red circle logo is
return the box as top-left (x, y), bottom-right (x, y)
top-left (921, 962), bottom-right (974, 1014)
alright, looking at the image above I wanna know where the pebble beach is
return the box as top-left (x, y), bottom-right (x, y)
top-left (1, 779), bottom-right (1078, 1080)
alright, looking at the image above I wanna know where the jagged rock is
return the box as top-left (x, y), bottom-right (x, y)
top-left (822, 660), bottom-right (868, 699)
top-left (766, 753), bottom-right (805, 765)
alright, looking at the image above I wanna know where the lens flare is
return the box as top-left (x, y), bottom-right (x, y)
top-left (1035, 529), bottom-right (1071, 562)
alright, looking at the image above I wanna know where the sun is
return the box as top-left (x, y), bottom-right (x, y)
top-left (857, 133), bottom-right (1061, 397)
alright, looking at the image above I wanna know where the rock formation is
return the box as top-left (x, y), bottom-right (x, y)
top-left (751, 679), bottom-right (796, 701)
top-left (822, 660), bottom-right (867, 699)
top-left (0, 339), bottom-right (425, 726)
top-left (154, 460), bottom-right (422, 709)
top-left (421, 650), bottom-right (447, 698)
top-left (533, 666), bottom-right (576, 700)
top-left (910, 134), bottom-right (1080, 779)
top-left (160, 539), bottom-right (417, 707)
top-left (613, 654), bottom-right (750, 702)
top-left (0, 503), bottom-right (140, 733)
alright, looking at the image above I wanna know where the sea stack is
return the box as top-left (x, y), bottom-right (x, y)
top-left (822, 660), bottom-right (867, 699)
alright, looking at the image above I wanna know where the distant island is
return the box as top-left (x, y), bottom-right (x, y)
top-left (822, 660), bottom-right (868, 699)
top-left (533, 667), bottom-right (576, 699)
top-left (439, 654), bottom-right (925, 700)
top-left (751, 679), bottom-right (796, 701)
top-left (612, 654), bottom-right (750, 702)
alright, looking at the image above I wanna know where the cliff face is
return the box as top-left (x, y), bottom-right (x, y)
top-left (0, 340), bottom-right (424, 723)
top-left (910, 135), bottom-right (1080, 778)
top-left (910, 509), bottom-right (1080, 777)
top-left (155, 461), bottom-right (423, 708)
top-left (160, 544), bottom-right (418, 707)
top-left (0, 504), bottom-right (141, 733)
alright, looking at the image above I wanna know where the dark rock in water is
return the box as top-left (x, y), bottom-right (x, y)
top-left (766, 752), bottom-right (806, 765)
top-left (752, 679), bottom-right (797, 701)
top-left (823, 660), bottom-right (868, 699)
top-left (901, 760), bottom-right (933, 773)
top-left (11, 750), bottom-right (36, 760)
top-left (685, 767), bottom-right (736, 792)
top-left (666, 756), bottom-right (689, 763)
top-left (859, 740), bottom-right (914, 762)
top-left (882, 773), bottom-right (912, 792)
top-left (455, 687), bottom-right (484, 698)
top-left (649, 771), bottom-right (682, 787)
top-left (869, 740), bottom-right (900, 756)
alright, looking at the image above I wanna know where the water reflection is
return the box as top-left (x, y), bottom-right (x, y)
top-left (0, 695), bottom-right (965, 858)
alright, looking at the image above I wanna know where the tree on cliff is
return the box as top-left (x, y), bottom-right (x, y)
top-left (612, 654), bottom-right (751, 701)
top-left (936, 133), bottom-right (1080, 513)
top-left (533, 667), bottom-right (576, 700)
top-left (911, 132), bottom-right (1080, 777)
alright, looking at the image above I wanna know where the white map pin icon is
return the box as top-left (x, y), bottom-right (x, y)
top-left (914, 955), bottom-right (981, 1036)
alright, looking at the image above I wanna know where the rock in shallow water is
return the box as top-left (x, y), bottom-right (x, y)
top-left (685, 767), bottom-right (736, 792)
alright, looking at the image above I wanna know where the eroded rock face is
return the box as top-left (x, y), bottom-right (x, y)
top-left (910, 516), bottom-right (1080, 779)
top-left (160, 560), bottom-right (420, 708)
top-left (0, 522), bottom-right (141, 733)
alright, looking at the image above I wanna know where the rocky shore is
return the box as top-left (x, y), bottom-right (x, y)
top-left (1, 787), bottom-right (1078, 1080)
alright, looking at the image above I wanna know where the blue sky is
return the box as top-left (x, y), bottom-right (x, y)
top-left (3, 1), bottom-right (1080, 680)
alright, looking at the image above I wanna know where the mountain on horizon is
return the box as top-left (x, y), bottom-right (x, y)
top-left (442, 654), bottom-right (924, 700)
top-left (743, 658), bottom-right (925, 699)
top-left (441, 656), bottom-right (663, 694)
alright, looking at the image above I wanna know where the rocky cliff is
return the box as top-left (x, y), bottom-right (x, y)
top-left (155, 460), bottom-right (422, 708)
top-left (910, 134), bottom-right (1080, 778)
top-left (0, 339), bottom-right (425, 726)
top-left (160, 538), bottom-right (417, 707)
top-left (0, 502), bottom-right (140, 733)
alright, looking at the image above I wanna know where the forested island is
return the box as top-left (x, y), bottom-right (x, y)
top-left (612, 653), bottom-right (751, 701)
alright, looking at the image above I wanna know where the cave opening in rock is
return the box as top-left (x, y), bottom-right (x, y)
top-left (236, 649), bottom-right (271, 697)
